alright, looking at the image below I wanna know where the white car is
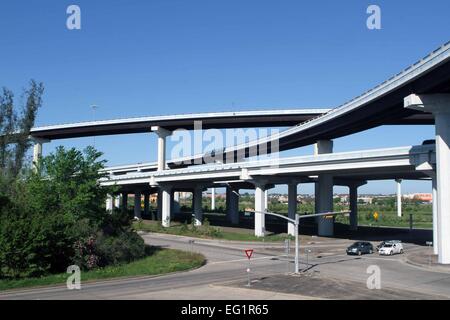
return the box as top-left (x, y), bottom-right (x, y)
top-left (378, 242), bottom-right (404, 255)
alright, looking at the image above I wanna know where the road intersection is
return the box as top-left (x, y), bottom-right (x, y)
top-left (1, 232), bottom-right (450, 300)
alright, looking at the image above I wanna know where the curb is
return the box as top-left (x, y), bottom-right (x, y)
top-left (0, 250), bottom-right (207, 295)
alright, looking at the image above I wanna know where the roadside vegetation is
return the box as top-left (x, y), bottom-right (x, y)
top-left (201, 193), bottom-right (433, 229)
top-left (0, 248), bottom-right (204, 291)
top-left (0, 81), bottom-right (201, 288)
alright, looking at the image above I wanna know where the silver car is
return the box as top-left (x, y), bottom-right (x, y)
top-left (378, 241), bottom-right (404, 255)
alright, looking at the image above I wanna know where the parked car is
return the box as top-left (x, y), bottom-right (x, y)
top-left (378, 242), bottom-right (404, 255)
top-left (376, 240), bottom-right (402, 252)
top-left (346, 241), bottom-right (374, 255)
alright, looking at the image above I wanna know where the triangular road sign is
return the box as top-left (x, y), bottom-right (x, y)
top-left (245, 249), bottom-right (254, 259)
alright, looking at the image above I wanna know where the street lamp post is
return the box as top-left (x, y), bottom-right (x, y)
top-left (247, 209), bottom-right (350, 274)
top-left (294, 213), bottom-right (299, 274)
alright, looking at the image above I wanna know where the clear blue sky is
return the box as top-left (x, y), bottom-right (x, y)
top-left (1, 0), bottom-right (449, 194)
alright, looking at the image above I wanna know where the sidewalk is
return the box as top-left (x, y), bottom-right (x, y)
top-left (405, 246), bottom-right (450, 273)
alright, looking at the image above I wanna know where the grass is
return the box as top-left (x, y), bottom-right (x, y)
top-left (0, 248), bottom-right (205, 291)
top-left (134, 220), bottom-right (294, 242)
top-left (335, 211), bottom-right (433, 229)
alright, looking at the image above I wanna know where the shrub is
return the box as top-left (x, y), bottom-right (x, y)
top-left (95, 231), bottom-right (146, 267)
top-left (0, 204), bottom-right (75, 278)
top-left (0, 146), bottom-right (146, 279)
top-left (70, 219), bottom-right (100, 270)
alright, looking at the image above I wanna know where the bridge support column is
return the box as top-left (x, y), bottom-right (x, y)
top-left (172, 191), bottom-right (180, 216)
top-left (396, 179), bottom-right (402, 217)
top-left (31, 138), bottom-right (50, 171)
top-left (348, 182), bottom-right (366, 231)
top-left (405, 94), bottom-right (450, 264)
top-left (106, 194), bottom-right (113, 212)
top-left (151, 126), bottom-right (171, 171)
top-left (314, 140), bottom-right (334, 236)
top-left (435, 110), bottom-right (450, 264)
top-left (157, 190), bottom-right (162, 221)
top-left (264, 190), bottom-right (268, 211)
top-left (254, 183), bottom-right (266, 237)
top-left (317, 174), bottom-right (334, 236)
top-left (432, 177), bottom-right (439, 255)
top-left (134, 191), bottom-right (141, 219)
top-left (160, 186), bottom-right (172, 227)
top-left (193, 186), bottom-right (203, 226)
top-left (211, 188), bottom-right (216, 211)
top-left (314, 183), bottom-right (319, 214)
top-left (143, 193), bottom-right (150, 218)
top-left (121, 193), bottom-right (128, 214)
top-left (288, 182), bottom-right (298, 236)
top-left (226, 186), bottom-right (240, 225)
top-left (314, 139), bottom-right (333, 155)
top-left (349, 186), bottom-right (358, 231)
top-left (114, 195), bottom-right (121, 209)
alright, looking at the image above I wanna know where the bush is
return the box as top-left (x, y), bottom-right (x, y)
top-left (0, 203), bottom-right (75, 278)
top-left (0, 146), bottom-right (147, 279)
top-left (70, 212), bottom-right (146, 270)
top-left (70, 219), bottom-right (100, 270)
top-left (95, 231), bottom-right (146, 267)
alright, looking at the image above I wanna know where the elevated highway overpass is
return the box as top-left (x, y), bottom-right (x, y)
top-left (30, 43), bottom-right (449, 168)
top-left (175, 42), bottom-right (450, 165)
top-left (101, 144), bottom-right (435, 187)
top-left (27, 41), bottom-right (450, 264)
top-left (29, 108), bottom-right (330, 140)
top-left (100, 143), bottom-right (436, 242)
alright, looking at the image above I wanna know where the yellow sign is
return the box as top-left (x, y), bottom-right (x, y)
top-left (373, 212), bottom-right (379, 221)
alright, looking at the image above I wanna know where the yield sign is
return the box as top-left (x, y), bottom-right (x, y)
top-left (244, 249), bottom-right (254, 260)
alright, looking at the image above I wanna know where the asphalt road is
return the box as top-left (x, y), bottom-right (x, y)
top-left (1, 232), bottom-right (450, 300)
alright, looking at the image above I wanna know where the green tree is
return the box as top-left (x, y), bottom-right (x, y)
top-left (0, 80), bottom-right (44, 178)
top-left (0, 88), bottom-right (15, 171)
top-left (0, 146), bottom-right (129, 278)
top-left (28, 146), bottom-right (112, 226)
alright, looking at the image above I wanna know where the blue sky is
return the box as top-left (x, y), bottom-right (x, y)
top-left (1, 0), bottom-right (449, 194)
